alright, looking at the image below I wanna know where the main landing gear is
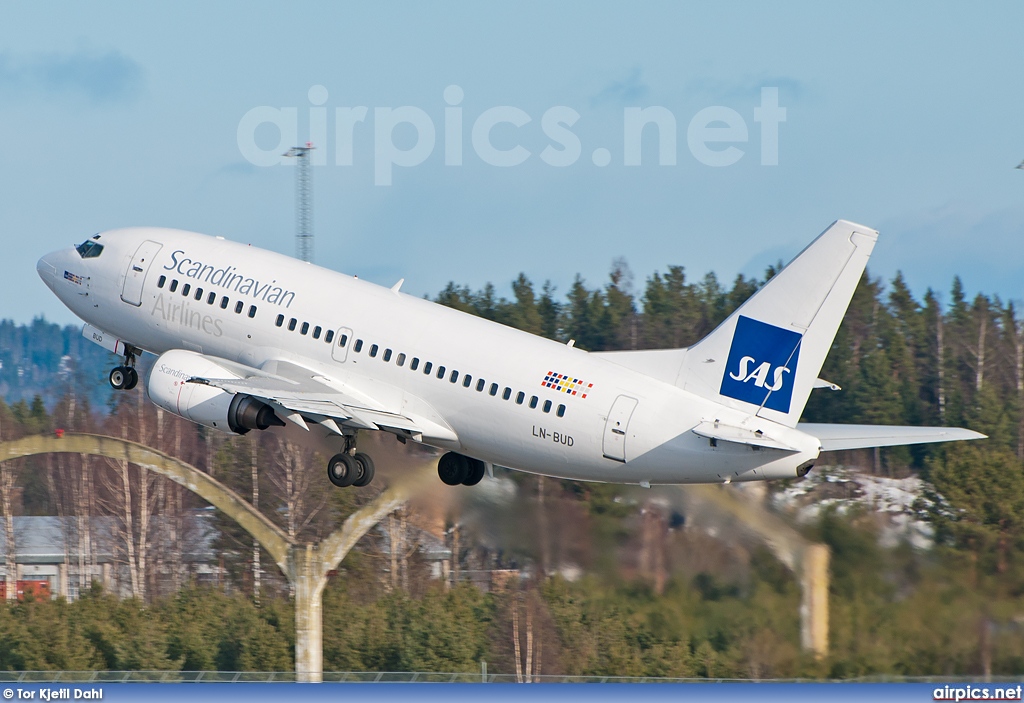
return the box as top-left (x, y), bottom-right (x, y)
top-left (327, 435), bottom-right (376, 489)
top-left (108, 345), bottom-right (141, 391)
top-left (437, 452), bottom-right (485, 487)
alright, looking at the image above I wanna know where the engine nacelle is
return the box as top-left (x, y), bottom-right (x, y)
top-left (148, 350), bottom-right (283, 435)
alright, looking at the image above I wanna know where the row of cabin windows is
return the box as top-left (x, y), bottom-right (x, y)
top-left (349, 337), bottom-right (566, 418)
top-left (154, 273), bottom-right (563, 416)
top-left (273, 314), bottom-right (336, 344)
top-left (157, 276), bottom-right (256, 317)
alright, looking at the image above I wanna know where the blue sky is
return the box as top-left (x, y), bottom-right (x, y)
top-left (3, 2), bottom-right (1023, 326)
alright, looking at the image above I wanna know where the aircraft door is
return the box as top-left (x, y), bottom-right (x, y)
top-left (603, 395), bottom-right (638, 462)
top-left (120, 240), bottom-right (163, 307)
top-left (331, 327), bottom-right (354, 363)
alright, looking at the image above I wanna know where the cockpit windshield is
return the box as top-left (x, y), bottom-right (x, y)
top-left (75, 239), bottom-right (104, 259)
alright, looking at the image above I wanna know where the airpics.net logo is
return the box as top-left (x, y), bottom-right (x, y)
top-left (236, 84), bottom-right (787, 186)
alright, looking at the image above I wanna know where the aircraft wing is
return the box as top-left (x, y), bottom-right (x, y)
top-left (798, 423), bottom-right (986, 451)
top-left (188, 358), bottom-right (458, 444)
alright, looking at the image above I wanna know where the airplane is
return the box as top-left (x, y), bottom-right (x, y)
top-left (36, 219), bottom-right (984, 489)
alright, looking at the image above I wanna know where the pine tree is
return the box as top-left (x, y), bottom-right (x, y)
top-left (561, 276), bottom-right (606, 351)
top-left (929, 445), bottom-right (1024, 581)
top-left (508, 274), bottom-right (544, 336)
top-left (640, 265), bottom-right (705, 349)
top-left (604, 259), bottom-right (637, 351)
top-left (537, 281), bottom-right (561, 341)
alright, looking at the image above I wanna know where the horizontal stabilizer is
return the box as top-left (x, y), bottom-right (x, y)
top-left (814, 377), bottom-right (841, 391)
top-left (692, 420), bottom-right (799, 451)
top-left (798, 423), bottom-right (987, 451)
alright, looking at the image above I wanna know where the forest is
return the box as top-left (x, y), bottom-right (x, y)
top-left (0, 259), bottom-right (1022, 679)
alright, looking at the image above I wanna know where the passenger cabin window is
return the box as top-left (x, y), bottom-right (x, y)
top-left (450, 370), bottom-right (459, 383)
top-left (516, 392), bottom-right (525, 405)
top-left (194, 288), bottom-right (203, 301)
top-left (288, 318), bottom-right (297, 331)
top-left (383, 349), bottom-right (392, 362)
top-left (423, 362), bottom-right (432, 375)
top-left (354, 339), bottom-right (363, 352)
top-left (543, 400), bottom-right (552, 413)
top-left (411, 358), bottom-right (420, 371)
top-left (436, 366), bottom-right (446, 379)
top-left (182, 283), bottom-right (191, 296)
top-left (502, 387), bottom-right (511, 400)
top-left (75, 240), bottom-right (104, 258)
top-left (207, 292), bottom-right (216, 305)
top-left (301, 322), bottom-right (309, 335)
top-left (325, 330), bottom-right (335, 344)
top-left (235, 301), bottom-right (243, 314)
top-left (369, 344), bottom-right (378, 358)
top-left (248, 305), bottom-right (257, 318)
top-left (220, 296), bottom-right (228, 309)
top-left (157, 275), bottom-right (166, 288)
top-left (489, 383), bottom-right (498, 396)
top-left (397, 353), bottom-right (406, 366)
top-left (169, 280), bottom-right (178, 293)
top-left (557, 404), bottom-right (566, 417)
top-left (275, 315), bottom-right (284, 327)
top-left (463, 375), bottom-right (473, 388)
top-left (313, 326), bottom-right (322, 339)
top-left (476, 379), bottom-right (485, 392)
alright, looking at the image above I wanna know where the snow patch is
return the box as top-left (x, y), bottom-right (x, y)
top-left (771, 466), bottom-right (936, 550)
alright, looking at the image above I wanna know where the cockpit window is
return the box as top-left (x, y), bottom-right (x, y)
top-left (75, 240), bottom-right (104, 259)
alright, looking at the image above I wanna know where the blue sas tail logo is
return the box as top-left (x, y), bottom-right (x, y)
top-left (720, 316), bottom-right (802, 413)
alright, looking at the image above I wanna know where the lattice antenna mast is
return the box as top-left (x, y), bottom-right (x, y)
top-left (284, 143), bottom-right (315, 263)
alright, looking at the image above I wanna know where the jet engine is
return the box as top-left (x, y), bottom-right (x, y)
top-left (148, 350), bottom-right (283, 435)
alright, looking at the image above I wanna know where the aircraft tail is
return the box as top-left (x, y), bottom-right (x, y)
top-left (679, 220), bottom-right (877, 427)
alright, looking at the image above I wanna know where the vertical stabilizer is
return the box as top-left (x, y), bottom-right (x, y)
top-left (680, 220), bottom-right (877, 427)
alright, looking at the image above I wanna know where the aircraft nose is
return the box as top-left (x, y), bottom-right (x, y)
top-left (37, 254), bottom-right (57, 291)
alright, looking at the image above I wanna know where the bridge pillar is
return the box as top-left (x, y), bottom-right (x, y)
top-left (800, 543), bottom-right (830, 659)
top-left (292, 543), bottom-right (326, 683)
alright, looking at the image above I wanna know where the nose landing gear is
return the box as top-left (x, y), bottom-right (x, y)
top-left (109, 366), bottom-right (138, 391)
top-left (108, 345), bottom-right (141, 391)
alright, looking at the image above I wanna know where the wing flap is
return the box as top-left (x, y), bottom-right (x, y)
top-left (188, 363), bottom-right (458, 444)
top-left (798, 423), bottom-right (987, 451)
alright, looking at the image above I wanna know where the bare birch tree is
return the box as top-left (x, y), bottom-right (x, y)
top-left (170, 414), bottom-right (187, 591)
top-left (266, 437), bottom-right (330, 542)
top-left (76, 452), bottom-right (93, 591)
top-left (511, 589), bottom-right (542, 683)
top-left (973, 306), bottom-right (988, 392)
top-left (0, 412), bottom-right (16, 600)
top-left (1016, 318), bottom-right (1024, 460)
top-left (97, 394), bottom-right (159, 600)
top-left (250, 434), bottom-right (261, 603)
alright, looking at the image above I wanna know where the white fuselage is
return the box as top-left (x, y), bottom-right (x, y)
top-left (37, 227), bottom-right (821, 485)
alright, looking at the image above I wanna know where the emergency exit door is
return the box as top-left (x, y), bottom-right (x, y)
top-left (120, 240), bottom-right (163, 306)
top-left (603, 395), bottom-right (638, 462)
top-left (331, 327), bottom-right (355, 363)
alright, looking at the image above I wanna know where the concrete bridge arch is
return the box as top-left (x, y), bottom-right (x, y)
top-left (0, 433), bottom-right (423, 682)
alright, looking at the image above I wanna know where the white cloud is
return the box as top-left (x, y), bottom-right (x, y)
top-left (0, 49), bottom-right (144, 105)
